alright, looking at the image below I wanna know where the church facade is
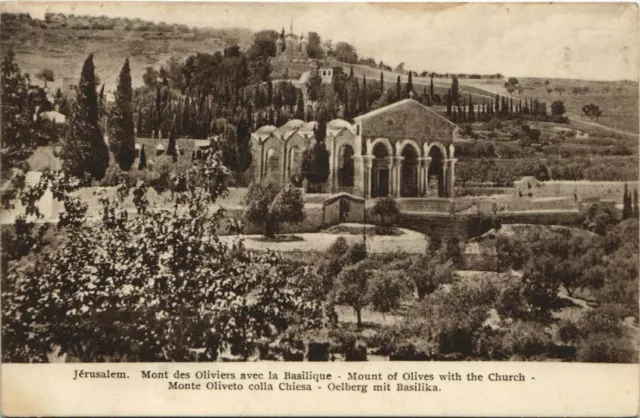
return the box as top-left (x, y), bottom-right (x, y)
top-left (249, 99), bottom-right (459, 198)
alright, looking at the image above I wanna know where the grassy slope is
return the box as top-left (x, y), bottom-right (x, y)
top-left (1, 24), bottom-right (252, 91)
top-left (462, 77), bottom-right (639, 134)
top-left (3, 22), bottom-right (636, 134)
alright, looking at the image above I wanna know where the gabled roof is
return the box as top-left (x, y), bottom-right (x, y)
top-left (327, 118), bottom-right (352, 129)
top-left (279, 119), bottom-right (305, 131)
top-left (322, 192), bottom-right (365, 207)
top-left (252, 125), bottom-right (280, 143)
top-left (299, 121), bottom-right (317, 133)
top-left (353, 98), bottom-right (457, 128)
top-left (256, 125), bottom-right (277, 134)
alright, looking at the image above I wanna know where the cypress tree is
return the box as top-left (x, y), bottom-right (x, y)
top-left (633, 188), bottom-right (639, 218)
top-left (155, 84), bottom-right (163, 137)
top-left (623, 183), bottom-right (632, 219)
top-left (406, 71), bottom-right (413, 96)
top-left (182, 95), bottom-right (191, 137)
top-left (396, 76), bottom-right (401, 101)
top-left (343, 88), bottom-right (350, 120)
top-left (108, 58), bottom-right (135, 170)
top-left (495, 94), bottom-right (500, 114)
top-left (295, 90), bottom-right (305, 120)
top-left (510, 97), bottom-right (514, 115)
top-left (451, 75), bottom-right (459, 104)
top-left (267, 79), bottom-right (273, 108)
top-left (138, 144), bottom-right (147, 170)
top-left (468, 94), bottom-right (474, 121)
top-left (167, 122), bottom-right (177, 160)
top-left (380, 71), bottom-right (384, 92)
top-left (429, 75), bottom-right (435, 98)
top-left (136, 109), bottom-right (142, 137)
top-left (446, 89), bottom-right (452, 117)
top-left (361, 76), bottom-right (368, 113)
top-left (61, 54), bottom-right (109, 180)
top-left (349, 66), bottom-right (354, 78)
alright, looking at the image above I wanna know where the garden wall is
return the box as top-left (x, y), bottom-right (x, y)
top-left (498, 210), bottom-right (583, 226)
top-left (514, 178), bottom-right (639, 202)
top-left (396, 198), bottom-right (454, 213)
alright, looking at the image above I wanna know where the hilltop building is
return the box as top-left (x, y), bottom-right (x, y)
top-left (249, 99), bottom-right (460, 198)
top-left (271, 22), bottom-right (318, 80)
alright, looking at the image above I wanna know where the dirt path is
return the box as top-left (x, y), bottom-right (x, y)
top-left (566, 114), bottom-right (639, 138)
top-left (220, 227), bottom-right (427, 254)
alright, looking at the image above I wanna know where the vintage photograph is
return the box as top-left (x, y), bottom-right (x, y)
top-left (1, 2), bottom-right (638, 364)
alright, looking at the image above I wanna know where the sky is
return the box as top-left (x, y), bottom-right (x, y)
top-left (3, 1), bottom-right (639, 81)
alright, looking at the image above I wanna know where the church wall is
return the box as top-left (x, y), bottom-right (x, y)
top-left (270, 58), bottom-right (316, 80)
top-left (360, 102), bottom-right (456, 148)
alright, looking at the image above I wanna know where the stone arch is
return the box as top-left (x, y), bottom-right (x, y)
top-left (426, 141), bottom-right (448, 159)
top-left (400, 143), bottom-right (420, 197)
top-left (366, 137), bottom-right (393, 156)
top-left (265, 147), bottom-right (281, 184)
top-left (427, 143), bottom-right (446, 197)
top-left (287, 145), bottom-right (302, 182)
top-left (337, 143), bottom-right (355, 190)
top-left (371, 142), bottom-right (390, 198)
top-left (396, 139), bottom-right (421, 158)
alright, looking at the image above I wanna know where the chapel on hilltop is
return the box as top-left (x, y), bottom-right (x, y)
top-left (276, 23), bottom-right (309, 60)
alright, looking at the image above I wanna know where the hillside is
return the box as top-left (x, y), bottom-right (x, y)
top-left (2, 14), bottom-right (637, 136)
top-left (461, 77), bottom-right (639, 135)
top-left (0, 18), bottom-right (252, 92)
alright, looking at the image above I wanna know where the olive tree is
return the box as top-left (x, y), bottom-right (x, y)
top-left (244, 182), bottom-right (305, 238)
top-left (2, 152), bottom-right (325, 362)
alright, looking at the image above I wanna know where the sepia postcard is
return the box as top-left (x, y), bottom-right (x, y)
top-left (0, 1), bottom-right (638, 416)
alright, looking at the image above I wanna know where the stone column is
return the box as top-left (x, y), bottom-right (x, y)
top-left (281, 142), bottom-right (288, 186)
top-left (394, 156), bottom-right (404, 197)
top-left (363, 155), bottom-right (373, 198)
top-left (387, 156), bottom-right (395, 196)
top-left (423, 157), bottom-right (432, 197)
top-left (259, 143), bottom-right (265, 182)
top-left (328, 143), bottom-right (335, 193)
top-left (442, 160), bottom-right (449, 198)
top-left (448, 158), bottom-right (457, 198)
top-left (417, 157), bottom-right (426, 196)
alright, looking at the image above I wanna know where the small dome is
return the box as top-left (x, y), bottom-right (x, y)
top-left (256, 125), bottom-right (277, 134)
top-left (276, 37), bottom-right (284, 44)
top-left (299, 121), bottom-right (317, 132)
top-left (327, 119), bottom-right (352, 129)
top-left (279, 119), bottom-right (305, 131)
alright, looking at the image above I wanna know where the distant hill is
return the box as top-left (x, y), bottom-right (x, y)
top-left (0, 13), bottom-right (253, 93)
top-left (3, 12), bottom-right (636, 135)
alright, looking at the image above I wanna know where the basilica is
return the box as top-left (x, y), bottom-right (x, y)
top-left (249, 99), bottom-right (460, 198)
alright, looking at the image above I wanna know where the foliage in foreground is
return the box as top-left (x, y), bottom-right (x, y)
top-left (2, 152), bottom-right (328, 362)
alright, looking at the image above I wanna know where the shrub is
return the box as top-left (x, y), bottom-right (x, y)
top-left (333, 262), bottom-right (371, 329)
top-left (244, 182), bottom-right (305, 238)
top-left (576, 333), bottom-right (637, 363)
top-left (557, 321), bottom-right (582, 344)
top-left (369, 272), bottom-right (407, 316)
top-left (372, 196), bottom-right (399, 227)
top-left (1, 157), bottom-right (327, 362)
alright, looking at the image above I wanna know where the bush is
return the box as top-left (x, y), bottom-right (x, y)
top-left (1, 159), bottom-right (327, 362)
top-left (576, 333), bottom-right (637, 363)
top-left (244, 182), bottom-right (305, 238)
top-left (372, 196), bottom-right (399, 227)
